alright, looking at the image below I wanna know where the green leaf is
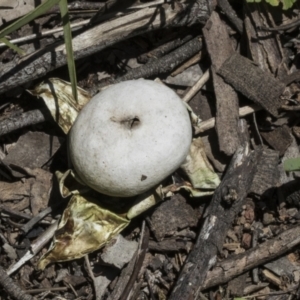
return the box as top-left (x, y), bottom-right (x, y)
top-left (0, 38), bottom-right (25, 55)
top-left (266, 0), bottom-right (279, 5)
top-left (59, 0), bottom-right (78, 102)
top-left (0, 0), bottom-right (61, 39)
top-left (283, 158), bottom-right (300, 172)
top-left (282, 0), bottom-right (297, 9)
top-left (246, 0), bottom-right (297, 8)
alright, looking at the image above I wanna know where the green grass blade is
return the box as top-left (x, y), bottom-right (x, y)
top-left (0, 38), bottom-right (25, 55)
top-left (59, 0), bottom-right (78, 102)
top-left (0, 0), bottom-right (61, 39)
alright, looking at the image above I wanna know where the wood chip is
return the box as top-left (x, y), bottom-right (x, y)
top-left (227, 272), bottom-right (248, 297)
top-left (244, 3), bottom-right (286, 77)
top-left (203, 11), bottom-right (239, 155)
top-left (250, 148), bottom-right (280, 197)
top-left (149, 194), bottom-right (198, 241)
top-left (261, 126), bottom-right (293, 156)
top-left (218, 53), bottom-right (286, 117)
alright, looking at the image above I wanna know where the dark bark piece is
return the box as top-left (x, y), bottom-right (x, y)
top-left (21, 207), bottom-right (53, 234)
top-left (227, 272), bottom-right (248, 297)
top-left (0, 266), bottom-right (34, 300)
top-left (0, 206), bottom-right (33, 220)
top-left (244, 2), bottom-right (286, 77)
top-left (279, 179), bottom-right (300, 208)
top-left (203, 11), bottom-right (240, 155)
top-left (0, 109), bottom-right (51, 137)
top-left (89, 0), bottom-right (128, 24)
top-left (148, 239), bottom-right (192, 252)
top-left (112, 37), bottom-right (202, 87)
top-left (202, 131), bottom-right (228, 172)
top-left (217, 0), bottom-right (243, 34)
top-left (189, 90), bottom-right (215, 121)
top-left (203, 225), bottom-right (300, 290)
top-left (149, 194), bottom-right (198, 241)
top-left (169, 131), bottom-right (260, 299)
top-left (261, 127), bottom-right (293, 156)
top-left (250, 148), bottom-right (280, 197)
top-left (137, 34), bottom-right (194, 64)
top-left (171, 0), bottom-right (216, 27)
top-left (218, 53), bottom-right (285, 117)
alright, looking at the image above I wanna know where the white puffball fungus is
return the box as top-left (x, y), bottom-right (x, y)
top-left (69, 79), bottom-right (192, 197)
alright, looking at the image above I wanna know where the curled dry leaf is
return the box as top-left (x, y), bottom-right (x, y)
top-left (29, 78), bottom-right (91, 134)
top-left (183, 101), bottom-right (202, 129)
top-left (180, 137), bottom-right (220, 192)
top-left (37, 195), bottom-right (129, 270)
top-left (56, 170), bottom-right (90, 198)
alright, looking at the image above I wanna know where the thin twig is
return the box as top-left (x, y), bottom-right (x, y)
top-left (252, 112), bottom-right (263, 145)
top-left (182, 69), bottom-right (210, 102)
top-left (138, 34), bottom-right (194, 64)
top-left (242, 285), bottom-right (299, 298)
top-left (1, 206), bottom-right (33, 220)
top-left (258, 18), bottom-right (300, 32)
top-left (7, 220), bottom-right (59, 275)
top-left (21, 206), bottom-right (53, 234)
top-left (203, 224), bottom-right (300, 290)
top-left (120, 222), bottom-right (149, 300)
top-left (195, 104), bottom-right (261, 133)
top-left (281, 104), bottom-right (300, 111)
top-left (84, 255), bottom-right (96, 281)
top-left (251, 224), bottom-right (259, 284)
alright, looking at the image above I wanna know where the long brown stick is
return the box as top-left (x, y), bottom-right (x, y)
top-left (203, 224), bottom-right (300, 290)
top-left (169, 123), bottom-right (260, 300)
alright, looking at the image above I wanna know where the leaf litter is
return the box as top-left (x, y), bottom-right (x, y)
top-left (1, 1), bottom-right (300, 299)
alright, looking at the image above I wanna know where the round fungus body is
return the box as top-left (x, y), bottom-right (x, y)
top-left (69, 79), bottom-right (192, 197)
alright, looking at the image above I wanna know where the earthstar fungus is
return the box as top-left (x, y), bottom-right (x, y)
top-left (69, 79), bottom-right (193, 197)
